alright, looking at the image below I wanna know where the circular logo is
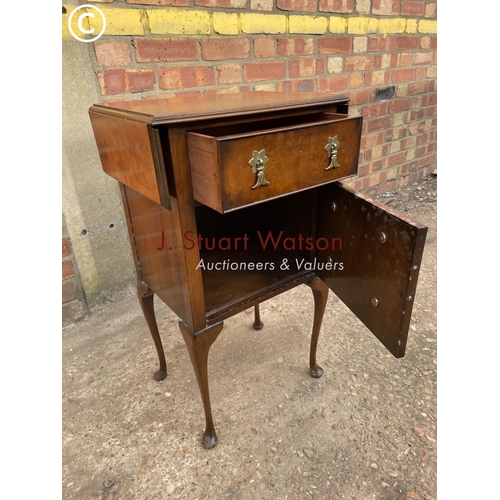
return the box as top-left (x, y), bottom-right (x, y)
top-left (68, 4), bottom-right (106, 43)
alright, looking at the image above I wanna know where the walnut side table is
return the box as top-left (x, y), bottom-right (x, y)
top-left (89, 92), bottom-right (427, 448)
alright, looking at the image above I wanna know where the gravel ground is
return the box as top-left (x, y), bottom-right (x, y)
top-left (62, 175), bottom-right (437, 500)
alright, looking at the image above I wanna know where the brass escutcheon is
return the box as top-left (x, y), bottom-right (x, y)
top-left (248, 149), bottom-right (270, 189)
top-left (325, 136), bottom-right (341, 170)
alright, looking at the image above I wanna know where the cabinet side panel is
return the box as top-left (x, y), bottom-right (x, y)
top-left (89, 111), bottom-right (165, 206)
top-left (124, 185), bottom-right (193, 326)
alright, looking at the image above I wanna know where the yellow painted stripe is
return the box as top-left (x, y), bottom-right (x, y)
top-left (62, 5), bottom-right (436, 40)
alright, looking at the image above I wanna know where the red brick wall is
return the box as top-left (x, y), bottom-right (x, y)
top-left (90, 0), bottom-right (436, 195)
top-left (62, 237), bottom-right (88, 325)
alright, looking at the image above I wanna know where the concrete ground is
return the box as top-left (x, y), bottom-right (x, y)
top-left (63, 176), bottom-right (437, 500)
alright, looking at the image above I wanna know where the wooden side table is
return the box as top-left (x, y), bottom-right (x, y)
top-left (89, 92), bottom-right (427, 448)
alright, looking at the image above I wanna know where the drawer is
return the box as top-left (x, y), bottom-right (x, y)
top-left (187, 112), bottom-right (362, 213)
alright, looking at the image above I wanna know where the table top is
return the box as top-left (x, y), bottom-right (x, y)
top-left (90, 91), bottom-right (350, 125)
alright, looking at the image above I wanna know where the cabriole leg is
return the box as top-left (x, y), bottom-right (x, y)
top-left (306, 278), bottom-right (329, 378)
top-left (137, 281), bottom-right (167, 381)
top-left (253, 303), bottom-right (264, 330)
top-left (179, 320), bottom-right (224, 449)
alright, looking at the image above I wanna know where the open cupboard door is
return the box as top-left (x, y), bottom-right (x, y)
top-left (315, 183), bottom-right (428, 358)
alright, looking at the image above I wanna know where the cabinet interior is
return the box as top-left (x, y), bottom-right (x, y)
top-left (194, 190), bottom-right (318, 320)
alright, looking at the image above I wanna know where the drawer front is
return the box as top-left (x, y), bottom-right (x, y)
top-left (188, 113), bottom-right (362, 213)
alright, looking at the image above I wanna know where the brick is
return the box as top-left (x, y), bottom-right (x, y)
top-left (241, 13), bottom-right (287, 33)
top-left (278, 79), bottom-right (315, 92)
top-left (379, 18), bottom-right (406, 34)
top-left (216, 64), bottom-right (241, 84)
top-left (319, 37), bottom-right (351, 54)
top-left (396, 36), bottom-right (420, 50)
top-left (357, 163), bottom-right (369, 177)
top-left (62, 238), bottom-right (71, 257)
top-left (95, 40), bottom-right (131, 66)
top-left (159, 66), bottom-right (215, 90)
top-left (385, 152), bottom-right (406, 168)
top-left (62, 279), bottom-right (77, 303)
top-left (413, 52), bottom-right (433, 65)
top-left (289, 58), bottom-right (325, 77)
top-left (148, 9), bottom-right (211, 35)
top-left (398, 53), bottom-right (412, 67)
top-left (366, 116), bottom-right (391, 132)
top-left (372, 0), bottom-right (399, 15)
top-left (345, 55), bottom-right (373, 71)
top-left (243, 61), bottom-right (287, 82)
top-left (195, 0), bottom-right (247, 7)
top-left (347, 89), bottom-right (370, 105)
top-left (97, 69), bottom-right (126, 95)
top-left (401, 1), bottom-right (424, 16)
top-left (251, 0), bottom-right (273, 9)
top-left (355, 0), bottom-right (371, 14)
top-left (363, 102), bottom-right (388, 117)
top-left (201, 38), bottom-right (250, 60)
top-left (377, 179), bottom-right (399, 194)
top-left (135, 39), bottom-right (197, 62)
top-left (126, 69), bottom-right (155, 93)
top-left (392, 68), bottom-right (415, 83)
top-left (406, 19), bottom-right (418, 33)
top-left (368, 36), bottom-right (396, 52)
top-left (361, 132), bottom-right (384, 149)
top-left (62, 301), bottom-right (85, 326)
top-left (277, 0), bottom-right (317, 11)
top-left (420, 36), bottom-right (431, 49)
top-left (349, 72), bottom-right (363, 88)
top-left (126, 0), bottom-right (188, 4)
top-left (426, 65), bottom-right (437, 79)
top-left (318, 75), bottom-right (348, 92)
top-left (213, 12), bottom-right (239, 34)
top-left (409, 109), bottom-right (425, 121)
top-left (431, 36), bottom-right (437, 49)
top-left (426, 106), bottom-right (437, 119)
top-left (389, 140), bottom-right (401, 154)
top-left (422, 93), bottom-right (437, 107)
top-left (364, 70), bottom-right (390, 86)
top-left (425, 3), bottom-right (437, 18)
top-left (289, 15), bottom-right (328, 34)
top-left (277, 37), bottom-right (316, 56)
top-left (364, 144), bottom-right (388, 161)
top-left (254, 83), bottom-right (277, 91)
top-left (353, 36), bottom-right (368, 53)
top-left (254, 38), bottom-right (276, 58)
top-left (401, 137), bottom-right (416, 150)
top-left (374, 53), bottom-right (398, 69)
top-left (388, 98), bottom-right (411, 113)
top-left (327, 57), bottom-right (343, 74)
top-left (348, 17), bottom-right (379, 34)
top-left (89, 7), bottom-right (144, 35)
top-left (329, 16), bottom-right (347, 33)
top-left (63, 260), bottom-right (75, 280)
top-left (415, 67), bottom-right (426, 80)
top-left (418, 19), bottom-right (437, 34)
top-left (319, 0), bottom-right (354, 12)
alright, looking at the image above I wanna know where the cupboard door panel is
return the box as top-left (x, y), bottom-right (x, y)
top-left (316, 183), bottom-right (427, 358)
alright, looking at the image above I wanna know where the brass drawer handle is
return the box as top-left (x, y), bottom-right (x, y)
top-left (248, 149), bottom-right (270, 189)
top-left (325, 136), bottom-right (341, 170)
